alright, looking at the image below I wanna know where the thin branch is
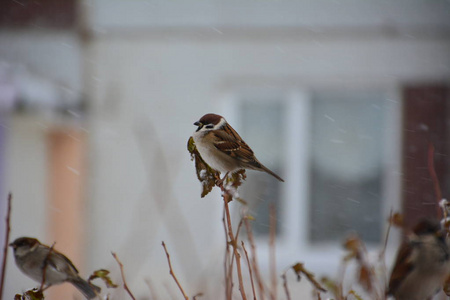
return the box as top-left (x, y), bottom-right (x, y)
top-left (244, 218), bottom-right (265, 300)
top-left (223, 208), bottom-right (233, 300)
top-left (290, 263), bottom-right (327, 293)
top-left (112, 252), bottom-right (136, 300)
top-left (316, 290), bottom-right (322, 300)
top-left (222, 189), bottom-right (247, 300)
top-left (379, 209), bottom-right (393, 290)
top-left (235, 219), bottom-right (244, 244)
top-left (381, 210), bottom-right (393, 256)
top-left (428, 144), bottom-right (443, 218)
top-left (163, 281), bottom-right (179, 300)
top-left (280, 270), bottom-right (291, 300)
top-left (225, 218), bottom-right (246, 299)
top-left (269, 204), bottom-right (277, 300)
top-left (40, 242), bottom-right (56, 291)
top-left (192, 292), bottom-right (204, 300)
top-left (161, 241), bottom-right (189, 300)
top-left (241, 241), bottom-right (257, 300)
top-left (144, 278), bottom-right (160, 300)
top-left (336, 261), bottom-right (348, 300)
top-left (0, 193), bottom-right (12, 299)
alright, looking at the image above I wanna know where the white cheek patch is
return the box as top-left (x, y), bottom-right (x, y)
top-left (214, 118), bottom-right (227, 130)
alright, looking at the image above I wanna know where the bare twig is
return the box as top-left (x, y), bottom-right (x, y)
top-left (112, 252), bottom-right (136, 300)
top-left (280, 270), bottom-right (291, 300)
top-left (244, 219), bottom-right (265, 300)
top-left (269, 204), bottom-right (277, 300)
top-left (381, 210), bottom-right (393, 256)
top-left (40, 242), bottom-right (56, 291)
top-left (220, 182), bottom-right (247, 300)
top-left (428, 144), bottom-right (443, 218)
top-left (161, 241), bottom-right (189, 300)
top-left (379, 209), bottom-right (393, 290)
top-left (337, 262), bottom-right (347, 300)
top-left (290, 263), bottom-right (327, 293)
top-left (224, 192), bottom-right (247, 300)
top-left (192, 292), bottom-right (204, 300)
top-left (235, 219), bottom-right (244, 244)
top-left (163, 282), bottom-right (179, 300)
top-left (0, 193), bottom-right (12, 299)
top-left (241, 241), bottom-right (257, 300)
top-left (316, 290), bottom-right (322, 300)
top-left (223, 209), bottom-right (233, 300)
top-left (144, 278), bottom-right (160, 300)
top-left (225, 218), bottom-right (246, 299)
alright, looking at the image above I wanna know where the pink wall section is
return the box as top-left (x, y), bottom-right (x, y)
top-left (46, 130), bottom-right (87, 299)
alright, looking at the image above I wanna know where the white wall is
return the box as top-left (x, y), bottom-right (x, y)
top-left (87, 0), bottom-right (450, 29)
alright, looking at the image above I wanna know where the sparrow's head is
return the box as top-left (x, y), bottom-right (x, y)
top-left (10, 237), bottom-right (40, 256)
top-left (411, 218), bottom-right (447, 245)
top-left (194, 113), bottom-right (226, 132)
top-left (413, 219), bottom-right (441, 236)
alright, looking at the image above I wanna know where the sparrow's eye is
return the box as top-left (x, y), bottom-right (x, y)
top-left (205, 124), bottom-right (214, 129)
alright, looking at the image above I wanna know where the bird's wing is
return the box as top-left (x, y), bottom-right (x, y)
top-left (387, 240), bottom-right (415, 295)
top-left (46, 249), bottom-right (80, 275)
top-left (212, 126), bottom-right (258, 165)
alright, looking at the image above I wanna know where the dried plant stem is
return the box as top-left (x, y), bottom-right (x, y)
top-left (336, 262), bottom-right (347, 300)
top-left (0, 193), bottom-right (12, 299)
top-left (222, 191), bottom-right (247, 300)
top-left (225, 218), bottom-right (245, 298)
top-left (40, 242), bottom-right (56, 291)
top-left (161, 241), bottom-right (189, 300)
top-left (235, 219), bottom-right (244, 244)
top-left (241, 241), bottom-right (257, 300)
top-left (379, 209), bottom-right (393, 289)
top-left (244, 219), bottom-right (265, 300)
top-left (428, 144), bottom-right (443, 218)
top-left (163, 281), bottom-right (179, 300)
top-left (223, 209), bottom-right (233, 300)
top-left (280, 270), bottom-right (291, 300)
top-left (226, 248), bottom-right (236, 297)
top-left (144, 278), bottom-right (160, 300)
top-left (112, 252), bottom-right (136, 300)
top-left (360, 242), bottom-right (380, 299)
top-left (316, 290), bottom-right (322, 300)
top-left (192, 292), bottom-right (204, 300)
top-left (290, 263), bottom-right (326, 293)
top-left (269, 204), bottom-right (277, 300)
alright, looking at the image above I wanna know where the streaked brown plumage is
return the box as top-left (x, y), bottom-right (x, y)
top-left (192, 113), bottom-right (284, 182)
top-left (387, 219), bottom-right (450, 300)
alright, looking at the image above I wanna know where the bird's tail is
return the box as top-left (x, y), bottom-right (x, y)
top-left (260, 164), bottom-right (284, 182)
top-left (70, 277), bottom-right (101, 299)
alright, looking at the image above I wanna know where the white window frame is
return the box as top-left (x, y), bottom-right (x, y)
top-left (221, 85), bottom-right (403, 275)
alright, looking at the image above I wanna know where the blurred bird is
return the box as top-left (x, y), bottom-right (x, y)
top-left (10, 237), bottom-right (100, 299)
top-left (387, 219), bottom-right (450, 300)
top-left (192, 113), bottom-right (284, 182)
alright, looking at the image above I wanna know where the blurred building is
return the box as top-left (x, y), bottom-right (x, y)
top-left (0, 0), bottom-right (449, 299)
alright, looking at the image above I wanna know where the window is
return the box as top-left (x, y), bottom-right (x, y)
top-left (238, 99), bottom-right (284, 236)
top-left (309, 91), bottom-right (387, 244)
top-left (228, 87), bottom-right (401, 271)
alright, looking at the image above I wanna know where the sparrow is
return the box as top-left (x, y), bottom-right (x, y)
top-left (387, 219), bottom-right (450, 300)
top-left (192, 113), bottom-right (284, 182)
top-left (10, 237), bottom-right (101, 299)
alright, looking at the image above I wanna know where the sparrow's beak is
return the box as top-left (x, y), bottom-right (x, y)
top-left (9, 243), bottom-right (16, 249)
top-left (194, 121), bottom-right (203, 132)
